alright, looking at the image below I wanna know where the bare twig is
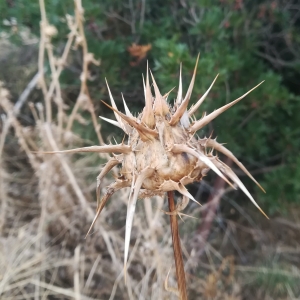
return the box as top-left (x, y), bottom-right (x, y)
top-left (14, 70), bottom-right (45, 116)
top-left (190, 159), bottom-right (233, 263)
top-left (38, 0), bottom-right (51, 123)
top-left (74, 245), bottom-right (81, 300)
top-left (0, 114), bottom-right (10, 233)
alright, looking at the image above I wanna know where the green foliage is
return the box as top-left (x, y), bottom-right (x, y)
top-left (1, 0), bottom-right (300, 213)
top-left (249, 265), bottom-right (300, 298)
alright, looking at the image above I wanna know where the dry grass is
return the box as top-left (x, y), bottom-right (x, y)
top-left (0, 1), bottom-right (179, 298)
top-left (1, 0), bottom-right (300, 299)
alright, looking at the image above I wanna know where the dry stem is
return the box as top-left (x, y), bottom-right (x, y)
top-left (167, 191), bottom-right (188, 300)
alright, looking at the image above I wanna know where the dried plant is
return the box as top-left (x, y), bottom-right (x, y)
top-left (43, 54), bottom-right (268, 298)
top-left (3, 0), bottom-right (300, 298)
top-left (127, 43), bottom-right (152, 66)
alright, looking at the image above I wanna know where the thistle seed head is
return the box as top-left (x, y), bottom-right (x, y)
top-left (46, 56), bottom-right (267, 275)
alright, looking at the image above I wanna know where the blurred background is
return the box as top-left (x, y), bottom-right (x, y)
top-left (0, 0), bottom-right (300, 299)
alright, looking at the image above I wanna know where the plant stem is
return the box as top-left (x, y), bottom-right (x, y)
top-left (167, 191), bottom-right (188, 300)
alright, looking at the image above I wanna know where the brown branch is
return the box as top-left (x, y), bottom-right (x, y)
top-left (191, 159), bottom-right (233, 262)
top-left (167, 191), bottom-right (188, 300)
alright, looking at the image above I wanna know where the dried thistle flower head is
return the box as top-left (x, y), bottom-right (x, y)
top-left (46, 55), bottom-right (267, 274)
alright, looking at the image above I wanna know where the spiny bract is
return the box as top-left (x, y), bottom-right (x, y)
top-left (48, 55), bottom-right (267, 275)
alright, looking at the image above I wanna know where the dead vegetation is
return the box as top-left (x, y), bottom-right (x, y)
top-left (1, 0), bottom-right (300, 299)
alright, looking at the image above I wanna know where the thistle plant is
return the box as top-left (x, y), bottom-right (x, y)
top-left (45, 55), bottom-right (267, 299)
